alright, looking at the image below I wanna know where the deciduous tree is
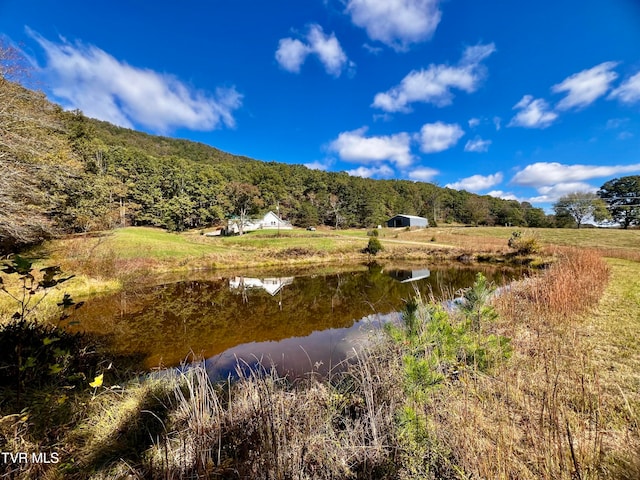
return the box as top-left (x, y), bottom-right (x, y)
top-left (598, 176), bottom-right (640, 229)
top-left (225, 182), bottom-right (263, 235)
top-left (553, 192), bottom-right (609, 228)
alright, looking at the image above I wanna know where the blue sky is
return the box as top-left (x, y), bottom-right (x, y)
top-left (2, 0), bottom-right (640, 210)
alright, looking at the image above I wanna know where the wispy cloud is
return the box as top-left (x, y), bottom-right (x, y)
top-left (345, 0), bottom-right (442, 51)
top-left (552, 62), bottom-right (619, 110)
top-left (446, 172), bottom-right (503, 192)
top-left (276, 24), bottom-right (350, 77)
top-left (408, 166), bottom-right (439, 181)
top-left (464, 136), bottom-right (491, 152)
top-left (508, 95), bottom-right (557, 129)
top-left (372, 43), bottom-right (495, 112)
top-left (346, 164), bottom-right (395, 178)
top-left (511, 161), bottom-right (640, 187)
top-left (605, 117), bottom-right (629, 129)
top-left (609, 71), bottom-right (640, 104)
top-left (329, 127), bottom-right (413, 167)
top-left (28, 29), bottom-right (242, 133)
top-left (418, 122), bottom-right (464, 153)
top-left (362, 43), bottom-right (383, 55)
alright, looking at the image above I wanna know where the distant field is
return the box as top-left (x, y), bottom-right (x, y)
top-left (398, 226), bottom-right (640, 260)
top-left (45, 225), bottom-right (640, 271)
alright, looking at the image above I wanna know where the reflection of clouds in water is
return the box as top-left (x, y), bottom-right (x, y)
top-left (205, 311), bottom-right (400, 380)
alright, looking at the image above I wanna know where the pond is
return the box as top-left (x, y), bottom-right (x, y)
top-left (69, 263), bottom-right (523, 378)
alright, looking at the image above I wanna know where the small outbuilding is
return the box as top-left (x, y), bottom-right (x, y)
top-left (387, 214), bottom-right (428, 228)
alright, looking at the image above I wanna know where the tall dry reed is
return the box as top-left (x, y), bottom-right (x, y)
top-left (138, 348), bottom-right (404, 480)
top-left (424, 248), bottom-right (623, 479)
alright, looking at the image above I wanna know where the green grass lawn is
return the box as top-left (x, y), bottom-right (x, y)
top-left (107, 227), bottom-right (225, 259)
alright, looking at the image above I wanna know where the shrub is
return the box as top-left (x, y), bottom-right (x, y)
top-left (363, 237), bottom-right (384, 256)
top-left (508, 230), bottom-right (540, 255)
top-left (0, 256), bottom-right (102, 441)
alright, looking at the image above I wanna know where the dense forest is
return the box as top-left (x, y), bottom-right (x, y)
top-left (1, 74), bottom-right (554, 254)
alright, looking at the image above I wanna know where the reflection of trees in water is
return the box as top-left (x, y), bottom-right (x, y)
top-left (70, 266), bottom-right (520, 368)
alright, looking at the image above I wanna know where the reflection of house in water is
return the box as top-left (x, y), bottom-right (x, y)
top-left (387, 268), bottom-right (431, 283)
top-left (229, 277), bottom-right (295, 296)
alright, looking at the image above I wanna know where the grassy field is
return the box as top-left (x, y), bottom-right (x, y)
top-left (402, 225), bottom-right (640, 260)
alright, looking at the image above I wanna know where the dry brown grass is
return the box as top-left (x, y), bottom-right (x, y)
top-left (422, 248), bottom-right (640, 479)
top-left (75, 346), bottom-right (404, 479)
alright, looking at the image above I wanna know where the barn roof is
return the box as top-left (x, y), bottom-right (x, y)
top-left (390, 214), bottom-right (427, 220)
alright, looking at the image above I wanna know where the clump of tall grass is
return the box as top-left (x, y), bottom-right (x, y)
top-left (75, 348), bottom-right (403, 479)
top-left (423, 247), bottom-right (618, 479)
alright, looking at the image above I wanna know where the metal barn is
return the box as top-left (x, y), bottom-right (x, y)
top-left (386, 214), bottom-right (429, 228)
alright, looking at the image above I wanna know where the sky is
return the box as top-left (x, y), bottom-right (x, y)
top-left (2, 0), bottom-right (640, 211)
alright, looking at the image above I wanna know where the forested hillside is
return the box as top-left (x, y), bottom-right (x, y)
top-left (0, 76), bottom-right (551, 254)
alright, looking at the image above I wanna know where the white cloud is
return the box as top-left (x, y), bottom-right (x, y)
top-left (552, 62), bottom-right (619, 110)
top-left (446, 172), bottom-right (503, 192)
top-left (468, 117), bottom-right (480, 128)
top-left (493, 116), bottom-right (502, 131)
top-left (345, 0), bottom-right (442, 51)
top-left (408, 167), bottom-right (439, 181)
top-left (508, 95), bottom-right (557, 129)
top-left (275, 38), bottom-right (310, 73)
top-left (459, 43), bottom-right (496, 66)
top-left (329, 127), bottom-right (413, 167)
top-left (418, 122), bottom-right (464, 153)
top-left (511, 161), bottom-right (640, 187)
top-left (528, 182), bottom-right (597, 203)
top-left (276, 24), bottom-right (349, 77)
top-left (304, 161), bottom-right (329, 171)
top-left (609, 71), bottom-right (640, 104)
top-left (346, 165), bottom-right (395, 178)
top-left (307, 25), bottom-right (349, 76)
top-left (372, 43), bottom-right (495, 112)
top-left (29, 30), bottom-right (241, 133)
top-left (487, 190), bottom-right (518, 201)
top-left (464, 136), bottom-right (491, 152)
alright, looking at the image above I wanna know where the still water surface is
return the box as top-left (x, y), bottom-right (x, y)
top-left (70, 264), bottom-right (522, 377)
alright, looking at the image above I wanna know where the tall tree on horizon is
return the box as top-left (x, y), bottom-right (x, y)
top-left (598, 176), bottom-right (640, 229)
top-left (553, 192), bottom-right (610, 228)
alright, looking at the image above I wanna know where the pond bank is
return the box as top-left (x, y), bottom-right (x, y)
top-left (27, 226), bottom-right (544, 300)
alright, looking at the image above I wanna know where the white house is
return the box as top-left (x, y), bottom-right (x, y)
top-left (251, 211), bottom-right (293, 230)
top-left (224, 211), bottom-right (292, 235)
top-left (229, 276), bottom-right (294, 296)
